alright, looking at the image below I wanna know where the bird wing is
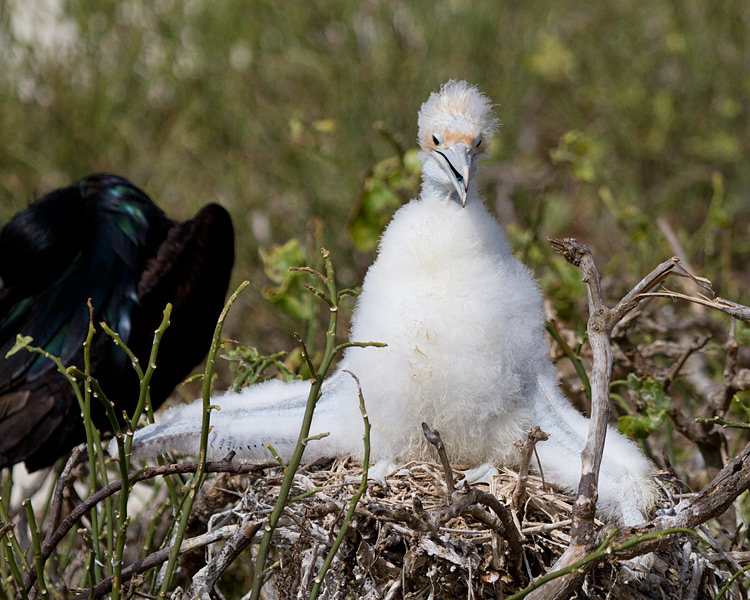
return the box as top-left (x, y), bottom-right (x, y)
top-left (127, 202), bottom-right (235, 404)
top-left (0, 174), bottom-right (173, 469)
top-left (0, 174), bottom-right (161, 390)
top-left (128, 367), bottom-right (362, 463)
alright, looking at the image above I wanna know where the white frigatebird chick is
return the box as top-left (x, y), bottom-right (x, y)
top-left (131, 82), bottom-right (656, 525)
top-left (0, 173), bottom-right (234, 471)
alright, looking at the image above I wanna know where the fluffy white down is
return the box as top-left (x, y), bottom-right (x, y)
top-left (417, 79), bottom-right (499, 148)
top-left (128, 81), bottom-right (656, 526)
top-left (345, 193), bottom-right (544, 465)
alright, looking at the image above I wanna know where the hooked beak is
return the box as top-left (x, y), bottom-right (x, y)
top-left (434, 143), bottom-right (474, 207)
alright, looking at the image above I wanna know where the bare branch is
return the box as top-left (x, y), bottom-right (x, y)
top-left (548, 238), bottom-right (616, 547)
top-left (27, 458), bottom-right (275, 593)
top-left (528, 238), bottom-right (750, 599)
top-left (639, 292), bottom-right (750, 321)
top-left (73, 522), bottom-right (254, 599)
top-left (185, 517), bottom-right (263, 598)
top-left (421, 422), bottom-right (456, 495)
top-left (43, 445), bottom-right (88, 553)
top-left (663, 335), bottom-right (710, 392)
top-left (513, 427), bottom-right (549, 514)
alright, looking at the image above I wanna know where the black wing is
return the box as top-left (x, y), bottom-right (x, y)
top-left (0, 174), bottom-right (234, 470)
top-left (128, 202), bottom-right (235, 409)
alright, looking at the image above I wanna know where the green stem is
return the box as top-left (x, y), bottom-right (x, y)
top-left (81, 309), bottom-right (105, 589)
top-left (546, 321), bottom-right (591, 403)
top-left (114, 306), bottom-right (172, 595)
top-left (250, 250), bottom-right (341, 600)
top-left (0, 498), bottom-right (30, 574)
top-left (696, 416), bottom-right (750, 429)
top-left (23, 500), bottom-right (47, 599)
top-left (126, 305), bottom-right (172, 445)
top-left (158, 282), bottom-right (248, 597)
top-left (716, 563), bottom-right (750, 600)
top-left (231, 351), bottom-right (288, 392)
top-left (4, 334), bottom-right (103, 592)
top-left (309, 372), bottom-right (370, 599)
top-left (507, 527), bottom-right (695, 600)
top-left (0, 518), bottom-right (28, 598)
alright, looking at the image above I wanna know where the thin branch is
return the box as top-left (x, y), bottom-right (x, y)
top-left (470, 488), bottom-right (525, 578)
top-left (22, 460), bottom-right (275, 593)
top-left (421, 422), bottom-right (456, 495)
top-left (43, 446), bottom-right (88, 554)
top-left (74, 522), bottom-right (255, 599)
top-left (663, 335), bottom-right (710, 392)
top-left (184, 517), bottom-right (264, 598)
top-left (639, 292), bottom-right (750, 321)
top-left (289, 266), bottom-right (326, 282)
top-left (548, 238), bottom-right (615, 546)
top-left (535, 238), bottom-right (741, 599)
top-left (643, 439), bottom-right (750, 534)
top-left (511, 527), bottom-right (696, 600)
top-left (513, 427), bottom-right (549, 514)
top-left (159, 281), bottom-right (248, 597)
top-left (250, 248), bottom-right (342, 600)
top-left (706, 327), bottom-right (741, 417)
top-left (310, 370), bottom-right (371, 599)
top-left (528, 237), bottom-right (750, 599)
top-left (367, 501), bottom-right (435, 532)
top-left (610, 257), bottom-right (697, 323)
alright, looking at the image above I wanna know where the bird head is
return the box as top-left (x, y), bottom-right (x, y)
top-left (417, 80), bottom-right (498, 207)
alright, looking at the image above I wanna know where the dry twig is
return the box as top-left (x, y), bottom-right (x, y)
top-left (525, 238), bottom-right (750, 599)
top-left (421, 422), bottom-right (456, 495)
top-left (513, 427), bottom-right (549, 514)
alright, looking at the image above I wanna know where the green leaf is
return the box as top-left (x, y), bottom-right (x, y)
top-left (223, 344), bottom-right (295, 391)
top-left (618, 415), bottom-right (659, 440)
top-left (259, 239), bottom-right (316, 322)
top-left (617, 374), bottom-right (670, 439)
top-left (526, 32), bottom-right (576, 83)
top-left (549, 130), bottom-right (603, 183)
top-left (348, 149), bottom-right (421, 252)
top-left (5, 334), bottom-right (34, 358)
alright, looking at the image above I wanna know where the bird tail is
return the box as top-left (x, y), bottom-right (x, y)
top-left (125, 369), bottom-right (363, 464)
top-left (530, 374), bottom-right (657, 525)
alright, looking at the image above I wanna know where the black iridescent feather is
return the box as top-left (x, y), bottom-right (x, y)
top-left (0, 174), bottom-right (235, 471)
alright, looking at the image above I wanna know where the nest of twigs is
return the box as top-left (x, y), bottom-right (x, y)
top-left (148, 450), bottom-right (738, 600)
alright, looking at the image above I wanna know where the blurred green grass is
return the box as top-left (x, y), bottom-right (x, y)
top-left (1, 0), bottom-right (748, 355)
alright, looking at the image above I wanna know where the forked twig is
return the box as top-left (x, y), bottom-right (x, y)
top-left (528, 238), bottom-right (749, 599)
top-left (513, 427), bottom-right (549, 514)
top-left (421, 422), bottom-right (456, 495)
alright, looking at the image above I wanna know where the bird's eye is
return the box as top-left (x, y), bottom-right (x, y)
top-left (474, 135), bottom-right (482, 148)
top-left (432, 134), bottom-right (442, 146)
